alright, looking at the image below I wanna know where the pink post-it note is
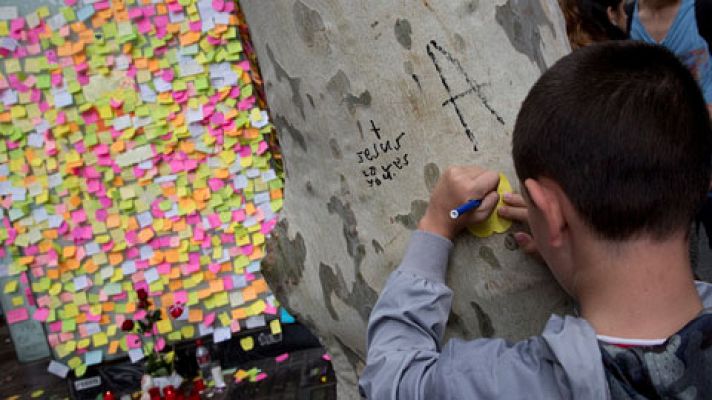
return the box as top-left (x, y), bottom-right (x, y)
top-left (203, 312), bottom-right (215, 327)
top-left (126, 334), bottom-right (141, 349)
top-left (212, 0), bottom-right (225, 11)
top-left (128, 8), bottom-right (143, 19)
top-left (133, 310), bottom-right (147, 320)
top-left (49, 321), bottom-right (62, 333)
top-left (162, 68), bottom-right (174, 82)
top-left (10, 18), bottom-right (25, 33)
top-left (174, 291), bottom-right (188, 304)
top-left (208, 263), bottom-right (221, 274)
top-left (156, 337), bottom-right (166, 352)
top-left (6, 307), bottom-right (29, 324)
top-left (275, 353), bottom-right (289, 363)
top-left (110, 98), bottom-right (123, 109)
top-left (33, 308), bottom-right (50, 322)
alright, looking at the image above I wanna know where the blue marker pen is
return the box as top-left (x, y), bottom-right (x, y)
top-left (449, 199), bottom-right (482, 219)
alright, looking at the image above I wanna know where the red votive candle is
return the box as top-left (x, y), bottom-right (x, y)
top-left (193, 377), bottom-right (205, 392)
top-left (148, 387), bottom-right (162, 400)
top-left (163, 385), bottom-right (176, 400)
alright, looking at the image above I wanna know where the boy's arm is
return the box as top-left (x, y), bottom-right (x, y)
top-left (358, 230), bottom-right (454, 399)
top-left (358, 229), bottom-right (569, 399)
top-left (359, 167), bottom-right (502, 398)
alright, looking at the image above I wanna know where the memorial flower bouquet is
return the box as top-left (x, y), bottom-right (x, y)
top-left (121, 288), bottom-right (184, 386)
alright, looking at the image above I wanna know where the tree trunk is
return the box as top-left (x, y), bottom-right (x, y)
top-left (241, 1), bottom-right (571, 397)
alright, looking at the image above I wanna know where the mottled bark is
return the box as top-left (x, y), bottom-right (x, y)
top-left (242, 1), bottom-right (572, 397)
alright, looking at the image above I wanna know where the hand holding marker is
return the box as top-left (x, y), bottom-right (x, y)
top-left (449, 199), bottom-right (482, 219)
top-left (439, 172), bottom-right (512, 238)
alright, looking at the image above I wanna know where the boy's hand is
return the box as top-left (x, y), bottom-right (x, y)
top-left (498, 193), bottom-right (538, 255)
top-left (417, 167), bottom-right (500, 240)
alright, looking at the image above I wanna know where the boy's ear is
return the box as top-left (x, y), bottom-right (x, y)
top-left (524, 178), bottom-right (566, 247)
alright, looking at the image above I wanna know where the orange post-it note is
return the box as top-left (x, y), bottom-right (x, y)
top-left (242, 286), bottom-right (257, 302)
top-left (188, 309), bottom-right (203, 323)
top-left (108, 340), bottom-right (119, 355)
top-left (468, 173), bottom-right (513, 238)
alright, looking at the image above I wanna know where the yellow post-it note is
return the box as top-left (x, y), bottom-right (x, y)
top-left (3, 280), bottom-right (18, 294)
top-left (468, 173), bottom-right (513, 238)
top-left (77, 338), bottom-right (91, 349)
top-left (270, 319), bottom-right (282, 335)
top-left (75, 364), bottom-right (87, 377)
top-left (219, 312), bottom-right (231, 327)
top-left (55, 344), bottom-right (71, 359)
top-left (181, 325), bottom-right (195, 339)
top-left (156, 319), bottom-right (173, 335)
top-left (67, 356), bottom-right (82, 369)
top-left (240, 336), bottom-right (254, 351)
top-left (11, 295), bottom-right (23, 307)
top-left (92, 332), bottom-right (108, 347)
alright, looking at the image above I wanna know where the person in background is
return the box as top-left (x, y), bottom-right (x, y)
top-left (627, 0), bottom-right (712, 115)
top-left (558, 0), bottom-right (628, 49)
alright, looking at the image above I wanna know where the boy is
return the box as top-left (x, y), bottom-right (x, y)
top-left (359, 42), bottom-right (712, 399)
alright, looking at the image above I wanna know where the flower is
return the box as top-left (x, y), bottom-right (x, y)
top-left (121, 319), bottom-right (135, 331)
top-left (137, 288), bottom-right (148, 300)
top-left (169, 304), bottom-right (184, 319)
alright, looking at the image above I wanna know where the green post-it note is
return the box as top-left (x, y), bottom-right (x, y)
top-left (62, 319), bottom-right (77, 333)
top-left (194, 76), bottom-right (208, 91)
top-left (61, 7), bottom-right (76, 22)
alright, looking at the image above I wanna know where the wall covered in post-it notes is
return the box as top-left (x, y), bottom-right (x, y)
top-left (0, 0), bottom-right (283, 376)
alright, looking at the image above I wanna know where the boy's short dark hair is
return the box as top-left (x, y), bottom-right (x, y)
top-left (513, 42), bottom-right (712, 240)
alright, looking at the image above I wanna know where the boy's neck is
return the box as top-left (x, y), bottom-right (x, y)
top-left (575, 234), bottom-right (703, 340)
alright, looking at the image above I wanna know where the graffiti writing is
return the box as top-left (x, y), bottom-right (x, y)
top-left (426, 39), bottom-right (505, 151)
top-left (356, 120), bottom-right (410, 188)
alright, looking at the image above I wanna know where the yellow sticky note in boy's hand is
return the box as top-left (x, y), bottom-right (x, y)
top-left (240, 336), bottom-right (254, 351)
top-left (468, 173), bottom-right (513, 238)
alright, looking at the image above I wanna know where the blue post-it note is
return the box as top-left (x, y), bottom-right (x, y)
top-left (85, 350), bottom-right (103, 366)
top-left (76, 6), bottom-right (95, 21)
top-left (280, 307), bottom-right (296, 324)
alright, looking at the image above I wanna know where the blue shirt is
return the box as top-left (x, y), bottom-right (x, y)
top-left (631, 0), bottom-right (712, 104)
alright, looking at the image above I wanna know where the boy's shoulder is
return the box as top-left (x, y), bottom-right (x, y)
top-left (434, 314), bottom-right (608, 399)
top-left (600, 305), bottom-right (712, 398)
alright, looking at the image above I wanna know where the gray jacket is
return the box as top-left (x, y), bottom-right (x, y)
top-left (359, 231), bottom-right (712, 399)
